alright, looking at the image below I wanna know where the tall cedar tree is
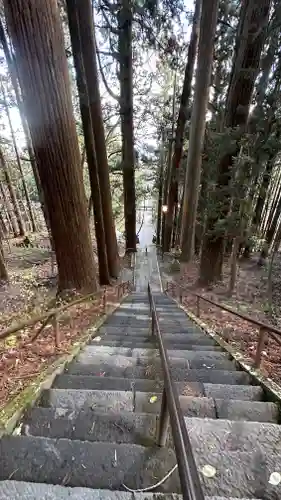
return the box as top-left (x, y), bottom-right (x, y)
top-left (118, 0), bottom-right (136, 253)
top-left (75, 0), bottom-right (120, 276)
top-left (0, 233), bottom-right (8, 282)
top-left (180, 0), bottom-right (219, 261)
top-left (66, 0), bottom-right (111, 285)
top-left (0, 148), bottom-right (25, 236)
top-left (199, 0), bottom-right (271, 284)
top-left (0, 18), bottom-right (49, 231)
top-left (0, 180), bottom-right (18, 237)
top-left (1, 79), bottom-right (37, 232)
top-left (4, 0), bottom-right (98, 293)
top-left (164, 0), bottom-right (202, 251)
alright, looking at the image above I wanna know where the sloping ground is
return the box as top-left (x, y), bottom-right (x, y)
top-left (0, 291), bottom-right (280, 498)
top-left (159, 255), bottom-right (281, 386)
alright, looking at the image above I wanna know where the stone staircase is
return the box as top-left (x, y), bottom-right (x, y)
top-left (0, 291), bottom-right (280, 499)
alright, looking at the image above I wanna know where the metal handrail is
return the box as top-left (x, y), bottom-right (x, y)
top-left (147, 282), bottom-right (204, 500)
top-left (167, 280), bottom-right (281, 368)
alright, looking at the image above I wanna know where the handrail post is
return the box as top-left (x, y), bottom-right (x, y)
top-left (196, 296), bottom-right (200, 317)
top-left (53, 314), bottom-right (60, 348)
top-left (254, 326), bottom-right (267, 368)
top-left (103, 289), bottom-right (106, 313)
top-left (180, 290), bottom-right (183, 304)
top-left (151, 310), bottom-right (155, 336)
top-left (157, 388), bottom-right (170, 447)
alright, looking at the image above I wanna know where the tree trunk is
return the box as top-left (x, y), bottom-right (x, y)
top-left (4, 0), bottom-right (98, 293)
top-left (0, 236), bottom-right (8, 282)
top-left (164, 0), bottom-right (202, 251)
top-left (66, 0), bottom-right (111, 286)
top-left (180, 0), bottom-right (219, 262)
top-left (199, 0), bottom-right (271, 285)
top-left (163, 72), bottom-right (177, 252)
top-left (0, 149), bottom-right (25, 236)
top-left (0, 181), bottom-right (18, 237)
top-left (156, 136), bottom-right (165, 246)
top-left (0, 17), bottom-right (48, 231)
top-left (74, 0), bottom-right (119, 276)
top-left (253, 158), bottom-right (274, 229)
top-left (1, 79), bottom-right (37, 233)
top-left (118, 0), bottom-right (136, 253)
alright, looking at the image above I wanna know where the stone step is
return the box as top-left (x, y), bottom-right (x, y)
top-left (40, 388), bottom-right (277, 422)
top-left (21, 408), bottom-right (157, 446)
top-left (203, 384), bottom-right (263, 401)
top-left (215, 398), bottom-right (278, 422)
top-left (91, 339), bottom-right (222, 351)
top-left (185, 417), bottom-right (281, 457)
top-left (66, 363), bottom-right (249, 384)
top-left (96, 332), bottom-right (218, 345)
top-left (192, 449), bottom-right (281, 498)
top-left (81, 346), bottom-right (226, 361)
top-left (0, 436), bottom-right (180, 492)
top-left (0, 481), bottom-right (263, 499)
top-left (40, 388), bottom-right (134, 412)
top-left (53, 375), bottom-right (204, 395)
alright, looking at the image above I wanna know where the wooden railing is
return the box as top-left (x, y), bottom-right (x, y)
top-left (0, 280), bottom-right (133, 347)
top-left (166, 280), bottom-right (281, 369)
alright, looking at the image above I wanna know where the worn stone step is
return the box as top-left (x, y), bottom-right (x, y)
top-left (185, 416), bottom-right (281, 457)
top-left (0, 481), bottom-right (262, 499)
top-left (96, 332), bottom-right (218, 346)
top-left (93, 339), bottom-right (222, 351)
top-left (66, 362), bottom-right (248, 384)
top-left (54, 374), bottom-right (162, 392)
top-left (45, 388), bottom-right (278, 422)
top-left (0, 436), bottom-right (180, 492)
top-left (215, 398), bottom-right (278, 422)
top-left (80, 346), bottom-right (228, 365)
top-left (97, 327), bottom-right (150, 336)
top-left (192, 449), bottom-right (281, 498)
top-left (203, 384), bottom-right (264, 401)
top-left (22, 407), bottom-right (157, 446)
top-left (53, 375), bottom-right (204, 396)
top-left (167, 350), bottom-right (228, 361)
top-left (40, 388), bottom-right (134, 412)
top-left (75, 353), bottom-right (188, 371)
top-left (135, 392), bottom-right (216, 418)
top-left (187, 358), bottom-right (235, 370)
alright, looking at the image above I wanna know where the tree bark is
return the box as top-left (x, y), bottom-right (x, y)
top-left (0, 181), bottom-right (18, 237)
top-left (164, 0), bottom-right (202, 251)
top-left (180, 0), bottom-right (219, 262)
top-left (1, 79), bottom-right (37, 233)
top-left (156, 135), bottom-right (165, 246)
top-left (73, 0), bottom-right (119, 275)
top-left (118, 0), bottom-right (136, 253)
top-left (0, 149), bottom-right (25, 236)
top-left (4, 0), bottom-right (98, 293)
top-left (0, 236), bottom-right (8, 282)
top-left (66, 0), bottom-right (111, 285)
top-left (0, 17), bottom-right (48, 231)
top-left (163, 72), bottom-right (177, 252)
top-left (200, 0), bottom-right (271, 285)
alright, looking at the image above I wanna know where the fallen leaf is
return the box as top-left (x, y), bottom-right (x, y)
top-left (201, 465), bottom-right (216, 478)
top-left (269, 472), bottom-right (281, 485)
top-left (149, 395), bottom-right (158, 403)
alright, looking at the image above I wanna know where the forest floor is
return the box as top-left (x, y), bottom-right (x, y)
top-left (159, 251), bottom-right (281, 387)
top-left (0, 229), bottom-right (131, 410)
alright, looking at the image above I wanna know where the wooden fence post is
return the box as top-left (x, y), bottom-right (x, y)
top-left (254, 327), bottom-right (267, 368)
top-left (196, 296), bottom-right (200, 317)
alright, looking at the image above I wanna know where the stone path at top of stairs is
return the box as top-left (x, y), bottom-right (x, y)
top-left (0, 291), bottom-right (280, 499)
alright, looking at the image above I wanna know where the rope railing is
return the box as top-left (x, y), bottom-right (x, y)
top-left (147, 282), bottom-right (204, 500)
top-left (0, 280), bottom-right (133, 347)
top-left (166, 280), bottom-right (281, 369)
